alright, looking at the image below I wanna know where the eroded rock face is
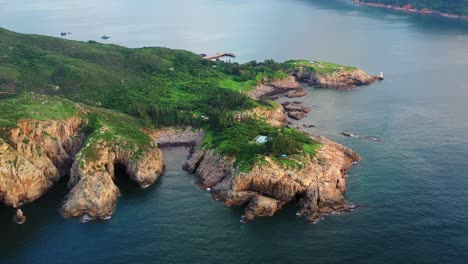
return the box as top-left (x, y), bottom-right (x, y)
top-left (0, 138), bottom-right (51, 207)
top-left (291, 67), bottom-right (379, 90)
top-left (0, 117), bottom-right (84, 207)
top-left (146, 127), bottom-right (205, 148)
top-left (244, 196), bottom-right (285, 221)
top-left (14, 209), bottom-right (26, 224)
top-left (62, 134), bottom-right (165, 220)
top-left (184, 135), bottom-right (359, 221)
top-left (246, 106), bottom-right (286, 127)
top-left (248, 76), bottom-right (305, 99)
top-left (282, 102), bottom-right (311, 121)
top-left (314, 69), bottom-right (378, 89)
top-left (0, 115), bottom-right (165, 222)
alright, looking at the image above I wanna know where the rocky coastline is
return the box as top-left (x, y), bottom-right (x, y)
top-left (0, 64), bottom-right (375, 224)
top-left (290, 66), bottom-right (381, 90)
top-left (0, 106), bottom-right (165, 222)
top-left (184, 135), bottom-right (359, 222)
top-left (175, 72), bottom-right (367, 222)
top-left (354, 1), bottom-right (468, 20)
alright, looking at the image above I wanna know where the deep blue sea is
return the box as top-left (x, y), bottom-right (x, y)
top-left (1, 0), bottom-right (467, 263)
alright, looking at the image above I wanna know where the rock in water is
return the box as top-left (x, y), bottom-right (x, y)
top-left (288, 111), bottom-right (308, 120)
top-left (14, 209), bottom-right (26, 224)
top-left (287, 89), bottom-right (308, 98)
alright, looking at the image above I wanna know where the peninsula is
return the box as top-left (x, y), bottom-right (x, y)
top-left (0, 27), bottom-right (380, 223)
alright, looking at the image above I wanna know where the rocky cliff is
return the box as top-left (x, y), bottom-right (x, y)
top-left (0, 117), bottom-right (84, 208)
top-left (0, 104), bottom-right (165, 221)
top-left (246, 104), bottom-right (286, 127)
top-left (291, 67), bottom-right (379, 90)
top-left (248, 76), bottom-right (307, 99)
top-left (62, 127), bottom-right (165, 220)
top-left (184, 135), bottom-right (359, 222)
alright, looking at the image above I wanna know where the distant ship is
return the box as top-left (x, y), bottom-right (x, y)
top-left (101, 35), bottom-right (111, 40)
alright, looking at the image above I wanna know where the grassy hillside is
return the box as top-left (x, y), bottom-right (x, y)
top-left (0, 93), bottom-right (154, 160)
top-left (0, 27), bottom-right (321, 169)
top-left (0, 28), bottom-right (285, 118)
top-left (359, 0), bottom-right (468, 16)
top-left (283, 60), bottom-right (356, 75)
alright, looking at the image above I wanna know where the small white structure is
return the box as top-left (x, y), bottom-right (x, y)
top-left (254, 135), bottom-right (268, 144)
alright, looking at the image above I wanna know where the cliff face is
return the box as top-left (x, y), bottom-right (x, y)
top-left (0, 114), bottom-right (165, 221)
top-left (146, 126), bottom-right (205, 148)
top-left (0, 117), bottom-right (84, 207)
top-left (62, 127), bottom-right (165, 220)
top-left (246, 105), bottom-right (286, 127)
top-left (248, 76), bottom-right (306, 99)
top-left (184, 135), bottom-right (359, 221)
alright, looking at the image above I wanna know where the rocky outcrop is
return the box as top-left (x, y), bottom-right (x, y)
top-left (62, 128), bottom-right (165, 220)
top-left (0, 117), bottom-right (84, 208)
top-left (0, 114), bottom-right (165, 222)
top-left (282, 102), bottom-right (311, 113)
top-left (248, 76), bottom-right (307, 99)
top-left (0, 138), bottom-right (50, 207)
top-left (14, 209), bottom-right (26, 224)
top-left (184, 135), bottom-right (359, 222)
top-left (288, 111), bottom-right (308, 120)
top-left (246, 105), bottom-right (286, 127)
top-left (312, 69), bottom-right (378, 90)
top-left (287, 89), bottom-right (308, 98)
top-left (282, 102), bottom-right (311, 121)
top-left (145, 126), bottom-right (205, 148)
top-left (291, 67), bottom-right (379, 90)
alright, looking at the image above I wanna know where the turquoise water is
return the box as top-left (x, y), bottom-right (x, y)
top-left (1, 0), bottom-right (468, 263)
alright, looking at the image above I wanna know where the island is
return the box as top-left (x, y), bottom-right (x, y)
top-left (354, 0), bottom-right (468, 19)
top-left (0, 27), bottom-right (380, 223)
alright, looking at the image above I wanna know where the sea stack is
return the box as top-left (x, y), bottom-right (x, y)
top-left (14, 209), bottom-right (26, 225)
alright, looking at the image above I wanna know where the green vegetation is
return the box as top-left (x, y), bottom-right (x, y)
top-left (0, 93), bottom-right (153, 160)
top-left (0, 27), bottom-right (324, 169)
top-left (0, 92), bottom-right (77, 139)
top-left (203, 117), bottom-right (320, 172)
top-left (283, 60), bottom-right (356, 75)
top-left (359, 0), bottom-right (468, 16)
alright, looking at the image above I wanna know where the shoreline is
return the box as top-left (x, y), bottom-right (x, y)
top-left (353, 1), bottom-right (468, 20)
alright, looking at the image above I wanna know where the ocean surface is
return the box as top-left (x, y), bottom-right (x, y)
top-left (1, 0), bottom-right (468, 263)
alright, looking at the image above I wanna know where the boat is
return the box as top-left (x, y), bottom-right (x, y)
top-left (101, 35), bottom-right (111, 40)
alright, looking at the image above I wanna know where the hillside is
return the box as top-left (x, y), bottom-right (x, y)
top-left (0, 27), bottom-right (327, 178)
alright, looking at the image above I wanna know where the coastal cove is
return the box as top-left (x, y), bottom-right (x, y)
top-left (1, 0), bottom-right (468, 263)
